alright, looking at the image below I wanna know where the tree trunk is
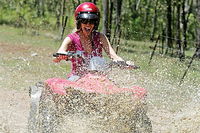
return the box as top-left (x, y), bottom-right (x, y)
top-left (61, 0), bottom-right (66, 28)
top-left (41, 0), bottom-right (45, 16)
top-left (181, 0), bottom-right (187, 58)
top-left (109, 1), bottom-right (114, 41)
top-left (102, 0), bottom-right (109, 34)
top-left (150, 0), bottom-right (159, 41)
top-left (55, 1), bottom-right (61, 29)
top-left (136, 0), bottom-right (141, 10)
top-left (196, 0), bottom-right (200, 57)
top-left (91, 0), bottom-right (97, 4)
top-left (161, 27), bottom-right (166, 54)
top-left (115, 0), bottom-right (123, 46)
top-left (166, 0), bottom-right (173, 53)
top-left (35, 0), bottom-right (40, 17)
top-left (144, 0), bottom-right (151, 28)
top-left (102, 0), bottom-right (110, 37)
top-left (176, 1), bottom-right (183, 59)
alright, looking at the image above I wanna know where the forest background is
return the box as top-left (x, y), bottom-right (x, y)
top-left (1, 0), bottom-right (200, 60)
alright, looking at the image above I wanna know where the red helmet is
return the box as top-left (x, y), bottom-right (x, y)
top-left (75, 2), bottom-right (100, 30)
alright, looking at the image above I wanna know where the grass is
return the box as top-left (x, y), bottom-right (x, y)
top-left (119, 38), bottom-right (200, 82)
top-left (0, 25), bottom-right (60, 48)
top-left (0, 25), bottom-right (73, 90)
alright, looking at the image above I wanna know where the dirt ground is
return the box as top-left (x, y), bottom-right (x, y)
top-left (0, 43), bottom-right (33, 133)
top-left (0, 89), bottom-right (29, 133)
top-left (0, 42), bottom-right (53, 133)
top-left (0, 42), bottom-right (200, 133)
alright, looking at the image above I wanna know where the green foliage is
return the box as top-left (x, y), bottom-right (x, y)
top-left (187, 14), bottom-right (198, 45)
top-left (0, 0), bottom-right (74, 30)
top-left (0, 0), bottom-right (199, 50)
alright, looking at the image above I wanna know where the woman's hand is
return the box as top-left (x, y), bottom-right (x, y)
top-left (125, 60), bottom-right (139, 69)
top-left (111, 60), bottom-right (139, 69)
top-left (53, 55), bottom-right (68, 63)
top-left (125, 60), bottom-right (134, 66)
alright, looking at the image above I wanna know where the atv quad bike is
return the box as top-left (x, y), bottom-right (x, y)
top-left (28, 51), bottom-right (152, 133)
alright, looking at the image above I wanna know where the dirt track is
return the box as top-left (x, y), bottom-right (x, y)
top-left (0, 42), bottom-right (52, 133)
top-left (0, 89), bottom-right (29, 133)
top-left (0, 43), bottom-right (32, 133)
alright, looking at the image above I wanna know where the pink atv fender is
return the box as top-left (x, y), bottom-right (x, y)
top-left (45, 73), bottom-right (147, 99)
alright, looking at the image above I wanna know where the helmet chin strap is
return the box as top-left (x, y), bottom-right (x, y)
top-left (91, 32), bottom-right (95, 50)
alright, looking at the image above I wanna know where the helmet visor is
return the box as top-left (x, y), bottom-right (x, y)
top-left (80, 19), bottom-right (96, 24)
top-left (78, 13), bottom-right (99, 20)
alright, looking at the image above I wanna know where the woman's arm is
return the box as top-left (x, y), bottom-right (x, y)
top-left (100, 33), bottom-right (124, 61)
top-left (53, 37), bottom-right (72, 62)
top-left (57, 37), bottom-right (72, 53)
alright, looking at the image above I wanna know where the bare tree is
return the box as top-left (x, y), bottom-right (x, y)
top-left (150, 0), bottom-right (159, 41)
top-left (112, 0), bottom-right (123, 46)
top-left (196, 0), bottom-right (200, 57)
top-left (136, 0), bottom-right (141, 10)
top-left (109, 1), bottom-right (114, 40)
top-left (102, 0), bottom-right (109, 37)
top-left (55, 0), bottom-right (61, 29)
top-left (181, 0), bottom-right (187, 58)
top-left (166, 0), bottom-right (173, 54)
top-left (179, 0), bottom-right (193, 59)
top-left (61, 0), bottom-right (66, 28)
top-left (175, 0), bottom-right (182, 59)
top-left (144, 0), bottom-right (151, 28)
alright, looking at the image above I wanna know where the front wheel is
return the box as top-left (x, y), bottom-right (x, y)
top-left (28, 82), bottom-right (59, 133)
top-left (28, 82), bottom-right (43, 133)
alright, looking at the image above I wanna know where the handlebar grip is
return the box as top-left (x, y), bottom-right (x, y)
top-left (53, 53), bottom-right (58, 57)
top-left (53, 53), bottom-right (70, 57)
top-left (131, 65), bottom-right (140, 69)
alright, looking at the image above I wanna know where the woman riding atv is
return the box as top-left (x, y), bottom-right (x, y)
top-left (28, 2), bottom-right (152, 133)
top-left (53, 2), bottom-right (134, 81)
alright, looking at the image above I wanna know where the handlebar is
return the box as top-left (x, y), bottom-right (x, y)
top-left (53, 51), bottom-right (84, 58)
top-left (53, 51), bottom-right (139, 69)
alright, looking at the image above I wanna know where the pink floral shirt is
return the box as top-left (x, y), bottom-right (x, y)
top-left (67, 31), bottom-right (103, 76)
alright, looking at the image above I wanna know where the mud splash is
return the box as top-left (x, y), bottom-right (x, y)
top-left (29, 80), bottom-right (151, 133)
top-left (102, 67), bottom-right (200, 132)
